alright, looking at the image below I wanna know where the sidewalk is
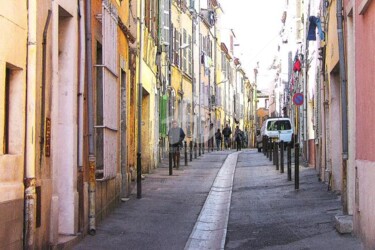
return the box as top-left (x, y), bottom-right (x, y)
top-left (73, 150), bottom-right (233, 250)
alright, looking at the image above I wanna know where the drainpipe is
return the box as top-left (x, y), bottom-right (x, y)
top-left (85, 0), bottom-right (97, 235)
top-left (198, 7), bottom-right (201, 148)
top-left (336, 0), bottom-right (349, 214)
top-left (78, 0), bottom-right (85, 169)
top-left (191, 9), bottom-right (195, 143)
top-left (39, 10), bottom-right (52, 167)
top-left (137, 0), bottom-right (144, 199)
top-left (303, 49), bottom-right (309, 163)
top-left (24, 0), bottom-right (37, 248)
top-left (213, 13), bottom-right (217, 129)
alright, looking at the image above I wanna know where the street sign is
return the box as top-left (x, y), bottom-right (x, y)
top-left (293, 93), bottom-right (304, 106)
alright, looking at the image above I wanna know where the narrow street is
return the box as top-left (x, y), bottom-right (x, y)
top-left (73, 149), bottom-right (363, 250)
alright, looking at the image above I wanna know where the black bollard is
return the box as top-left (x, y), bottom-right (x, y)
top-left (280, 141), bottom-right (284, 173)
top-left (189, 141), bottom-right (193, 162)
top-left (194, 142), bottom-right (197, 159)
top-left (202, 141), bottom-right (205, 154)
top-left (269, 139), bottom-right (273, 162)
top-left (184, 141), bottom-right (188, 166)
top-left (169, 146), bottom-right (173, 176)
top-left (295, 143), bottom-right (300, 190)
top-left (199, 141), bottom-right (201, 156)
top-left (262, 135), bottom-right (267, 155)
top-left (287, 142), bottom-right (292, 181)
top-left (275, 142), bottom-right (279, 170)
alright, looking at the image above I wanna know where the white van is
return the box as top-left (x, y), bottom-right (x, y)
top-left (257, 117), bottom-right (293, 151)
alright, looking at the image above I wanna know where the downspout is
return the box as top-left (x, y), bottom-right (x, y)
top-left (137, 0), bottom-right (144, 199)
top-left (303, 3), bottom-right (310, 165)
top-left (304, 47), bottom-right (308, 163)
top-left (336, 0), bottom-right (349, 214)
top-left (214, 14), bottom-right (217, 129)
top-left (85, 0), bottom-right (97, 235)
top-left (39, 10), bottom-right (52, 166)
top-left (78, 0), bottom-right (85, 169)
top-left (24, 0), bottom-right (37, 248)
top-left (198, 5), bottom-right (201, 148)
top-left (191, 9), bottom-right (195, 142)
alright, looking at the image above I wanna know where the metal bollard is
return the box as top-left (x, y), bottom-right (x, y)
top-left (194, 142), bottom-right (197, 159)
top-left (263, 136), bottom-right (267, 155)
top-left (184, 141), bottom-right (188, 166)
top-left (287, 142), bottom-right (292, 181)
top-left (202, 141), bottom-right (205, 154)
top-left (199, 141), bottom-right (201, 156)
top-left (295, 143), bottom-right (300, 190)
top-left (269, 139), bottom-right (273, 162)
top-left (169, 146), bottom-right (173, 176)
top-left (265, 136), bottom-right (268, 157)
top-left (275, 142), bottom-right (279, 170)
top-left (280, 141), bottom-right (284, 173)
top-left (189, 141), bottom-right (193, 162)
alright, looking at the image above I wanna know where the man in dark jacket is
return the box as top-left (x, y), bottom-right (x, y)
top-left (215, 129), bottom-right (222, 151)
top-left (222, 124), bottom-right (232, 150)
top-left (168, 120), bottom-right (185, 169)
top-left (234, 126), bottom-right (243, 151)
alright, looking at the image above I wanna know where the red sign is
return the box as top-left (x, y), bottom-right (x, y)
top-left (293, 93), bottom-right (304, 106)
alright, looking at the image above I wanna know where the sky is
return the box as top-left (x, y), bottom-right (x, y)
top-left (219, 0), bottom-right (286, 91)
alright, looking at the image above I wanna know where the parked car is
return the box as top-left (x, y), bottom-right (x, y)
top-left (257, 117), bottom-right (294, 152)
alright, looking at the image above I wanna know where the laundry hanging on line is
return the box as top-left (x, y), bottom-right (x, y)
top-left (307, 16), bottom-right (325, 41)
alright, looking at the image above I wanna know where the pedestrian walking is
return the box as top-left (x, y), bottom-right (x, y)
top-left (215, 129), bottom-right (222, 151)
top-left (168, 120), bottom-right (185, 169)
top-left (234, 126), bottom-right (243, 151)
top-left (222, 124), bottom-right (232, 150)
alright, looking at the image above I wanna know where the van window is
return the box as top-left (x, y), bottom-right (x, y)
top-left (267, 120), bottom-right (291, 131)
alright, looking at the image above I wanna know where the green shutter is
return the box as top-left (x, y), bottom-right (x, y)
top-left (159, 94), bottom-right (168, 137)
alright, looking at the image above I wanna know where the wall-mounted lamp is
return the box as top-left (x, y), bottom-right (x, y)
top-left (179, 43), bottom-right (191, 50)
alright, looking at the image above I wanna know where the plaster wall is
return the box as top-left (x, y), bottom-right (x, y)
top-left (326, 0), bottom-right (340, 73)
top-left (329, 72), bottom-right (342, 191)
top-left (354, 0), bottom-right (375, 248)
top-left (0, 1), bottom-right (27, 248)
top-left (355, 0), bottom-right (375, 160)
top-left (50, 0), bottom-right (79, 236)
top-left (345, 2), bottom-right (356, 216)
top-left (355, 160), bottom-right (375, 249)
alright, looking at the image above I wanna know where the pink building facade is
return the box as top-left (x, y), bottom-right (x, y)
top-left (353, 0), bottom-right (375, 248)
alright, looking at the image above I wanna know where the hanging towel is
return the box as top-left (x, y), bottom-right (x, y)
top-left (307, 16), bottom-right (325, 41)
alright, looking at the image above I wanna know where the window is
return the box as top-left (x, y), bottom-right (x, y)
top-left (182, 29), bottom-right (187, 72)
top-left (3, 68), bottom-right (10, 154)
top-left (188, 35), bottom-right (192, 76)
top-left (2, 65), bottom-right (23, 155)
top-left (95, 1), bottom-right (119, 179)
top-left (160, 0), bottom-right (170, 45)
top-left (145, 0), bottom-right (159, 41)
top-left (186, 103), bottom-right (192, 136)
top-left (173, 28), bottom-right (180, 66)
top-left (267, 120), bottom-right (291, 131)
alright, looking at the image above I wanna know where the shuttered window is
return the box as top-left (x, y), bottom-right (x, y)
top-left (160, 0), bottom-right (170, 46)
top-left (96, 1), bottom-right (119, 180)
top-left (182, 29), bottom-right (187, 72)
